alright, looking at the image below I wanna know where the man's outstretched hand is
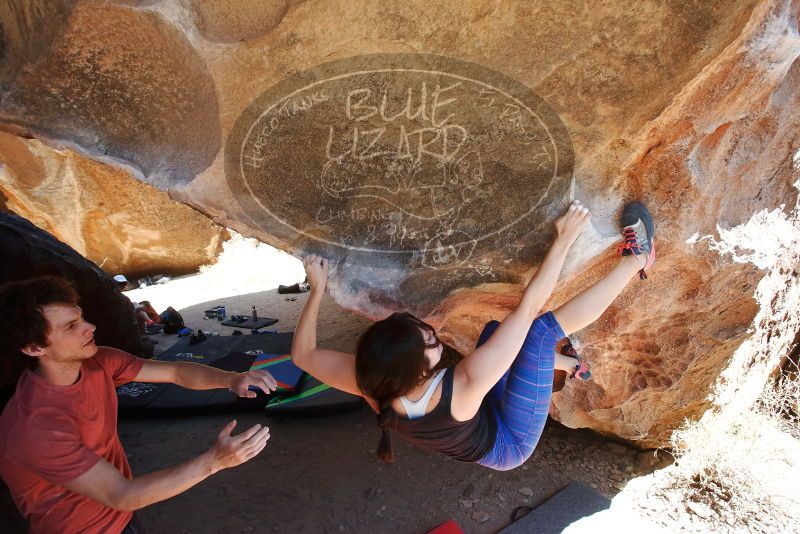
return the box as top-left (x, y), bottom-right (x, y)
top-left (210, 420), bottom-right (270, 472)
top-left (230, 369), bottom-right (277, 398)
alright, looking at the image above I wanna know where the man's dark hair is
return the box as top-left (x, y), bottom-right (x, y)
top-left (0, 276), bottom-right (80, 366)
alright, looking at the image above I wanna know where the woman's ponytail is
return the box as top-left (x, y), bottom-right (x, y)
top-left (376, 405), bottom-right (395, 462)
top-left (356, 312), bottom-right (461, 464)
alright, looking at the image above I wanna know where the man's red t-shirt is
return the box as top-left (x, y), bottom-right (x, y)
top-left (0, 347), bottom-right (144, 534)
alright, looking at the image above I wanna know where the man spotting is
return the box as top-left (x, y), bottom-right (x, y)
top-left (0, 276), bottom-right (276, 533)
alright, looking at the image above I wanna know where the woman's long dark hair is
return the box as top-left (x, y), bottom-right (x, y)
top-left (355, 312), bottom-right (459, 462)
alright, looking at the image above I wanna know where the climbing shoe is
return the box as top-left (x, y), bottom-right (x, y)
top-left (619, 201), bottom-right (656, 280)
top-left (563, 339), bottom-right (592, 381)
top-left (552, 339), bottom-right (591, 391)
top-left (569, 358), bottom-right (592, 381)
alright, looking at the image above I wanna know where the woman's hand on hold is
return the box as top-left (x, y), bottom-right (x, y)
top-left (303, 255), bottom-right (329, 292)
top-left (554, 200), bottom-right (591, 247)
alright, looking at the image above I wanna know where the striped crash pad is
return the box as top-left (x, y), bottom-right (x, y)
top-left (248, 352), bottom-right (304, 394)
top-left (264, 374), bottom-right (363, 416)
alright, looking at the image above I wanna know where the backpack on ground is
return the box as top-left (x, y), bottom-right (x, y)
top-left (160, 307), bottom-right (185, 335)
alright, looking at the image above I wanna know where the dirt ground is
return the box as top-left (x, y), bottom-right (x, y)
top-left (0, 286), bottom-right (670, 533)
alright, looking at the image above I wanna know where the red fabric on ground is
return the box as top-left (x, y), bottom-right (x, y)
top-left (426, 519), bottom-right (465, 534)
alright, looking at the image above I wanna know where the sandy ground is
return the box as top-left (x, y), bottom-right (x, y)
top-left (0, 237), bottom-right (670, 533)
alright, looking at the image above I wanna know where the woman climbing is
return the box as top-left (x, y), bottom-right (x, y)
top-left (291, 200), bottom-right (655, 470)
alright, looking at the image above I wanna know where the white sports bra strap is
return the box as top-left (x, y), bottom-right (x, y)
top-left (399, 368), bottom-right (447, 420)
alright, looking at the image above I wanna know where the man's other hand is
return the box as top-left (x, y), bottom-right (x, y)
top-left (211, 420), bottom-right (270, 472)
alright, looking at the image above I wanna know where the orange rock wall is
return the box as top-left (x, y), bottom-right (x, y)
top-left (0, 132), bottom-right (228, 277)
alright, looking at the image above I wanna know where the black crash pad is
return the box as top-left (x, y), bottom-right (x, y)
top-left (157, 332), bottom-right (293, 364)
top-left (118, 334), bottom-right (295, 415)
top-left (117, 351), bottom-right (263, 415)
top-left (221, 317), bottom-right (278, 329)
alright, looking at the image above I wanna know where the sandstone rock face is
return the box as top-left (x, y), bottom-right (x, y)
top-left (0, 1), bottom-right (220, 187)
top-left (2, 0), bottom-right (799, 446)
top-left (0, 212), bottom-right (152, 389)
top-left (0, 131), bottom-right (228, 278)
top-left (190, 0), bottom-right (294, 43)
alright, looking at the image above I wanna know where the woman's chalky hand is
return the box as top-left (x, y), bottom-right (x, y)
top-left (555, 200), bottom-right (591, 247)
top-left (303, 255), bottom-right (329, 292)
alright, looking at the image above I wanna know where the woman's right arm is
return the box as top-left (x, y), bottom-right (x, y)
top-left (291, 256), bottom-right (376, 408)
top-left (291, 257), bottom-right (327, 361)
